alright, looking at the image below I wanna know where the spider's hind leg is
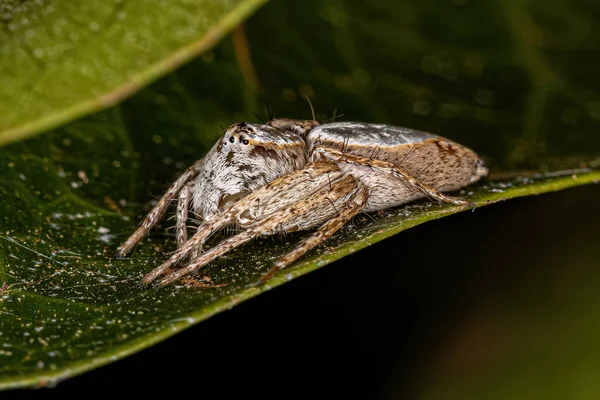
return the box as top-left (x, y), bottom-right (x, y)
top-left (315, 147), bottom-right (473, 208)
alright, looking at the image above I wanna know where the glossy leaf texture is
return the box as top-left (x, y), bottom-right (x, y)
top-left (1, 0), bottom-right (600, 390)
top-left (0, 0), bottom-right (268, 145)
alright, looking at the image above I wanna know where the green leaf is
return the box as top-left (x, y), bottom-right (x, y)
top-left (0, 0), bottom-right (268, 146)
top-left (1, 0), bottom-right (600, 390)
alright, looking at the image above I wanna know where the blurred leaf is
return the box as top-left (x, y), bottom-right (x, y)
top-left (0, 0), bottom-right (268, 146)
top-left (1, 0), bottom-right (600, 391)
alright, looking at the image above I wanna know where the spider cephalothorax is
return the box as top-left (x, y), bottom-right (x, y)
top-left (116, 119), bottom-right (487, 287)
top-left (191, 121), bottom-right (310, 220)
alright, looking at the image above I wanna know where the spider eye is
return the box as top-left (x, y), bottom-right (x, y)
top-left (229, 136), bottom-right (235, 143)
top-left (240, 136), bottom-right (249, 145)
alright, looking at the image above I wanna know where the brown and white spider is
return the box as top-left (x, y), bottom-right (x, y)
top-left (115, 118), bottom-right (488, 287)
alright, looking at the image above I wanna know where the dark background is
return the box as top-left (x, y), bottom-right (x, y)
top-left (6, 184), bottom-right (599, 400)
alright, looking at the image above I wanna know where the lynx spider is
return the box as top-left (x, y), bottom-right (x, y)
top-left (116, 118), bottom-right (488, 287)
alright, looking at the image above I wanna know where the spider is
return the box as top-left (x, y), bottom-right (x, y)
top-left (115, 118), bottom-right (488, 287)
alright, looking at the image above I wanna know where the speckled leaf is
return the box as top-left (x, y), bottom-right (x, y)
top-left (1, 0), bottom-right (600, 391)
top-left (0, 0), bottom-right (268, 146)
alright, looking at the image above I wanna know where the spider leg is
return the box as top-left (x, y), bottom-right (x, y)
top-left (188, 227), bottom-right (205, 262)
top-left (175, 183), bottom-right (194, 247)
top-left (115, 163), bottom-right (202, 258)
top-left (315, 147), bottom-right (473, 207)
top-left (154, 224), bottom-right (259, 287)
top-left (152, 173), bottom-right (360, 288)
top-left (142, 212), bottom-right (236, 285)
top-left (259, 184), bottom-right (369, 284)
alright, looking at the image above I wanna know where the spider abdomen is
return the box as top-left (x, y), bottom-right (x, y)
top-left (308, 122), bottom-right (488, 211)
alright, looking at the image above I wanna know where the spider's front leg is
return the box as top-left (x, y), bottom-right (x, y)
top-left (141, 209), bottom-right (237, 285)
top-left (115, 162), bottom-right (202, 258)
top-left (175, 182), bottom-right (194, 247)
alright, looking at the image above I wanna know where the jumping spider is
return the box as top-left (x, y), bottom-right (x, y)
top-left (116, 118), bottom-right (488, 287)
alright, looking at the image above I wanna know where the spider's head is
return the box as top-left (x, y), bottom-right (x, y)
top-left (220, 122), bottom-right (307, 155)
top-left (217, 122), bottom-right (258, 155)
top-left (198, 122), bottom-right (307, 216)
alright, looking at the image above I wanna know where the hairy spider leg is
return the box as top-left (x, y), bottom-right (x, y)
top-left (176, 183), bottom-right (194, 247)
top-left (151, 172), bottom-right (361, 287)
top-left (259, 183), bottom-right (369, 284)
top-left (314, 147), bottom-right (474, 208)
top-left (115, 163), bottom-right (202, 258)
top-left (142, 212), bottom-right (236, 285)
